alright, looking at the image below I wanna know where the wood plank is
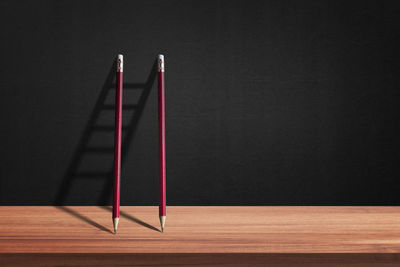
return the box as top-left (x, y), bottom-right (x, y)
top-left (0, 206), bottom-right (400, 253)
top-left (2, 253), bottom-right (400, 267)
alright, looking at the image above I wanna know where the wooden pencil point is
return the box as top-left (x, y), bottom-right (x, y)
top-left (160, 216), bottom-right (166, 232)
top-left (113, 217), bottom-right (119, 234)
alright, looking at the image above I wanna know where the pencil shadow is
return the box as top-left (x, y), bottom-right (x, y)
top-left (53, 58), bottom-right (157, 206)
top-left (56, 206), bottom-right (113, 234)
top-left (101, 206), bottom-right (161, 232)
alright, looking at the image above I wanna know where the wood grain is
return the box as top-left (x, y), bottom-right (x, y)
top-left (2, 254), bottom-right (400, 267)
top-left (1, 206), bottom-right (400, 254)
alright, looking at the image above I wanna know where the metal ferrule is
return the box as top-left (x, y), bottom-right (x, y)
top-left (158, 54), bottom-right (165, 72)
top-left (117, 54), bottom-right (123, 72)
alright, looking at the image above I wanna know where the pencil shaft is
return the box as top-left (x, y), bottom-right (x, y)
top-left (158, 55), bottom-right (166, 217)
top-left (113, 55), bottom-right (123, 219)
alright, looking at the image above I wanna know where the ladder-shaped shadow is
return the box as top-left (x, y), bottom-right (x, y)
top-left (54, 59), bottom-right (157, 232)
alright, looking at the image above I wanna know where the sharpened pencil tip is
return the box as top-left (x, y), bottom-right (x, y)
top-left (159, 216), bottom-right (166, 233)
top-left (113, 217), bottom-right (119, 235)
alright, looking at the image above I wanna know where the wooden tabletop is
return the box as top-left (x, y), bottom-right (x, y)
top-left (1, 206), bottom-right (400, 254)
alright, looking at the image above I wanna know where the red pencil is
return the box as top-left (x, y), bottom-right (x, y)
top-left (113, 54), bottom-right (123, 234)
top-left (158, 54), bottom-right (166, 232)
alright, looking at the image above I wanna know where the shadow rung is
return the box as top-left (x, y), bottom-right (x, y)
top-left (72, 172), bottom-right (112, 178)
top-left (91, 126), bottom-right (130, 131)
top-left (85, 147), bottom-right (114, 153)
top-left (102, 104), bottom-right (138, 110)
top-left (110, 83), bottom-right (146, 89)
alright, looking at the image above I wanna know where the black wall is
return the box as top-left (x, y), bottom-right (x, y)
top-left (0, 0), bottom-right (399, 205)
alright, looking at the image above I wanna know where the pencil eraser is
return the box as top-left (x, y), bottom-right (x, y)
top-left (117, 54), bottom-right (123, 72)
top-left (158, 54), bottom-right (165, 72)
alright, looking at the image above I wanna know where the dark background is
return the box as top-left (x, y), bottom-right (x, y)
top-left (0, 0), bottom-right (399, 205)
